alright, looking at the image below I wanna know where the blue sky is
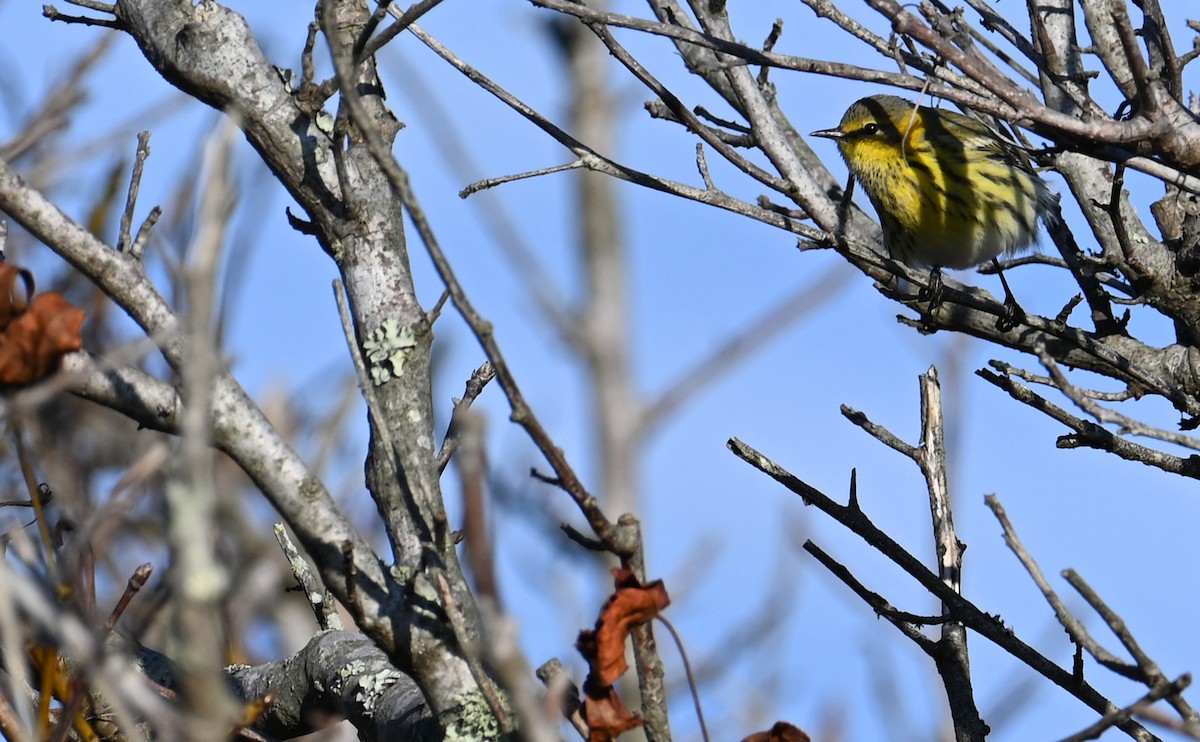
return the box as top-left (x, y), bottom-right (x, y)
top-left (3, 1), bottom-right (1199, 739)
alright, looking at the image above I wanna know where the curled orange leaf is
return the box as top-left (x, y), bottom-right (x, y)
top-left (0, 288), bottom-right (85, 385)
top-left (575, 568), bottom-right (671, 742)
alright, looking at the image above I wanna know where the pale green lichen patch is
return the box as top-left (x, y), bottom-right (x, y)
top-left (354, 667), bottom-right (403, 715)
top-left (334, 660), bottom-right (366, 690)
top-left (445, 691), bottom-right (514, 741)
top-left (331, 660), bottom-right (403, 718)
top-left (364, 319), bottom-right (416, 385)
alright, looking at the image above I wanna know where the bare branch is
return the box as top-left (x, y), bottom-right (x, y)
top-left (116, 131), bottom-right (154, 255)
top-left (1061, 675), bottom-right (1192, 742)
top-left (356, 0), bottom-right (447, 62)
top-left (984, 495), bottom-right (1140, 680)
top-left (727, 437), bottom-right (1155, 739)
top-left (436, 362), bottom-right (496, 474)
top-left (978, 365), bottom-right (1200, 480)
top-left (273, 524), bottom-right (342, 632)
top-left (1064, 570), bottom-right (1200, 724)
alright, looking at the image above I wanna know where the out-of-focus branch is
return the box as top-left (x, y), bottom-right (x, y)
top-left (165, 115), bottom-right (241, 741)
top-left (0, 122), bottom-right (399, 665)
top-left (0, 556), bottom-right (170, 737)
top-left (455, 410), bottom-right (497, 604)
top-left (555, 12), bottom-right (640, 524)
top-left (478, 605), bottom-right (562, 742)
top-left (384, 55), bottom-right (574, 337)
top-left (638, 266), bottom-right (853, 436)
top-left (0, 36), bottom-right (116, 163)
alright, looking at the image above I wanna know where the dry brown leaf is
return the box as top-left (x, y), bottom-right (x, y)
top-left (575, 568), bottom-right (671, 742)
top-left (577, 568), bottom-right (670, 687)
top-left (741, 721), bottom-right (812, 742)
top-left (0, 289), bottom-right (85, 385)
top-left (0, 264), bottom-right (33, 329)
top-left (582, 685), bottom-right (642, 742)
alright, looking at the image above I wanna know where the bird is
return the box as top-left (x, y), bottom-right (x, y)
top-left (811, 94), bottom-right (1057, 268)
top-left (811, 94), bottom-right (1057, 328)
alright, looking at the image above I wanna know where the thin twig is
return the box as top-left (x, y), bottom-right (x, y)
top-left (695, 144), bottom-right (714, 189)
top-left (460, 160), bottom-right (586, 198)
top-left (356, 0), bottom-right (447, 63)
top-left (1064, 570), bottom-right (1200, 723)
top-left (128, 206), bottom-right (161, 260)
top-left (435, 362), bottom-right (496, 474)
top-left (12, 428), bottom-right (57, 578)
top-left (117, 131), bottom-right (152, 253)
top-left (984, 495), bottom-right (1139, 680)
top-left (727, 437), bottom-right (1154, 739)
top-left (104, 563), bottom-right (152, 634)
top-left (804, 540), bottom-right (936, 648)
top-left (839, 405), bottom-right (919, 460)
top-left (536, 659), bottom-right (587, 739)
top-left (1032, 344), bottom-right (1200, 451)
top-left (352, 0), bottom-right (393, 61)
top-left (64, 0), bottom-right (114, 10)
top-left (273, 525), bottom-right (341, 631)
top-left (1059, 675), bottom-right (1192, 742)
top-left (41, 6), bottom-right (123, 28)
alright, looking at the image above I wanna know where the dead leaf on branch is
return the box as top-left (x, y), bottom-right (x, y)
top-left (741, 721), bottom-right (812, 742)
top-left (575, 567), bottom-right (670, 742)
top-left (0, 264), bottom-right (32, 327)
top-left (0, 265), bottom-right (85, 385)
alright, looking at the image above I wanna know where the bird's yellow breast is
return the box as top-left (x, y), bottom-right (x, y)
top-left (838, 112), bottom-right (1041, 268)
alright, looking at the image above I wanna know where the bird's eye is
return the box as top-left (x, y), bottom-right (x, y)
top-left (861, 123), bottom-right (880, 135)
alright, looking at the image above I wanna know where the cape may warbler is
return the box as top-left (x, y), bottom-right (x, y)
top-left (811, 94), bottom-right (1056, 270)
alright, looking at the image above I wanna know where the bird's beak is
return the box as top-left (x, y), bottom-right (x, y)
top-left (810, 128), bottom-right (844, 140)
